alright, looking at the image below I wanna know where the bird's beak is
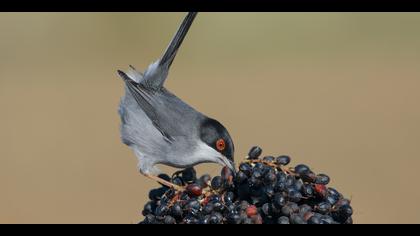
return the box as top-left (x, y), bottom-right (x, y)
top-left (218, 154), bottom-right (236, 173)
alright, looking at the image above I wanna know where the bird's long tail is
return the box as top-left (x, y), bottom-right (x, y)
top-left (118, 12), bottom-right (198, 89)
top-left (159, 12), bottom-right (198, 68)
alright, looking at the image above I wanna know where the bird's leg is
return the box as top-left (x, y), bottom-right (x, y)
top-left (144, 174), bottom-right (185, 192)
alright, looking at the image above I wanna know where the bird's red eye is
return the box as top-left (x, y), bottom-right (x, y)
top-left (216, 139), bottom-right (226, 151)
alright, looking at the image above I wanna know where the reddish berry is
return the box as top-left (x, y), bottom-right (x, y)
top-left (315, 184), bottom-right (328, 198)
top-left (186, 184), bottom-right (203, 197)
top-left (246, 205), bottom-right (258, 217)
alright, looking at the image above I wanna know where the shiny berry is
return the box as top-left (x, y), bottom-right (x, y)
top-left (142, 201), bottom-right (155, 216)
top-left (211, 176), bottom-right (223, 190)
top-left (299, 204), bottom-right (312, 215)
top-left (315, 174), bottom-right (330, 185)
top-left (287, 189), bottom-right (303, 203)
top-left (261, 203), bottom-right (271, 216)
top-left (154, 205), bottom-right (169, 217)
top-left (338, 205), bottom-right (353, 218)
top-left (273, 193), bottom-right (287, 208)
top-left (248, 146), bottom-right (263, 160)
top-left (148, 187), bottom-right (168, 201)
top-left (197, 174), bottom-right (211, 188)
top-left (294, 164), bottom-right (310, 175)
top-left (181, 167), bottom-right (197, 183)
top-left (281, 203), bottom-right (299, 217)
top-left (300, 171), bottom-right (317, 183)
top-left (276, 155), bottom-right (291, 166)
top-left (186, 184), bottom-right (202, 197)
top-left (316, 202), bottom-right (332, 214)
top-left (239, 163), bottom-right (253, 176)
top-left (235, 171), bottom-right (248, 184)
top-left (264, 170), bottom-right (277, 185)
top-left (213, 201), bottom-right (225, 212)
top-left (223, 191), bottom-right (235, 204)
top-left (302, 184), bottom-right (314, 197)
top-left (277, 216), bottom-right (290, 224)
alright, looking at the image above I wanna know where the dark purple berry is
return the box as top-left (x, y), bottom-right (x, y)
top-left (276, 155), bottom-right (291, 166)
top-left (197, 174), bottom-right (211, 188)
top-left (148, 187), bottom-right (168, 201)
top-left (316, 202), bottom-right (332, 214)
top-left (300, 171), bottom-right (317, 183)
top-left (302, 184), bottom-right (314, 197)
top-left (163, 215), bottom-right (176, 224)
top-left (294, 164), bottom-right (311, 175)
top-left (277, 216), bottom-right (290, 224)
top-left (211, 176), bottom-right (223, 190)
top-left (281, 203), bottom-right (299, 217)
top-left (290, 214), bottom-right (307, 224)
top-left (273, 193), bottom-right (287, 208)
top-left (239, 163), bottom-right (253, 176)
top-left (154, 205), bottom-right (169, 217)
top-left (223, 191), bottom-right (235, 204)
top-left (235, 171), bottom-right (248, 184)
top-left (262, 156), bottom-right (275, 163)
top-left (181, 167), bottom-right (197, 183)
top-left (315, 174), bottom-right (330, 185)
top-left (287, 189), bottom-right (303, 203)
top-left (248, 146), bottom-right (263, 160)
top-left (308, 215), bottom-right (322, 224)
top-left (142, 201), bottom-right (155, 216)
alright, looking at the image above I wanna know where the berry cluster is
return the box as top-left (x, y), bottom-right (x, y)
top-left (140, 146), bottom-right (353, 224)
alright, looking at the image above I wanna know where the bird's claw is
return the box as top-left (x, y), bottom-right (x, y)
top-left (145, 174), bottom-right (185, 192)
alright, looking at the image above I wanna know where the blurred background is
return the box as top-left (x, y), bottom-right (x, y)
top-left (1, 13), bottom-right (420, 224)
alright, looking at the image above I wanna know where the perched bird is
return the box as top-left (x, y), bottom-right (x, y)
top-left (118, 12), bottom-right (235, 190)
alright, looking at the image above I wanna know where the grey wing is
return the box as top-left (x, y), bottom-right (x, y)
top-left (118, 70), bottom-right (175, 143)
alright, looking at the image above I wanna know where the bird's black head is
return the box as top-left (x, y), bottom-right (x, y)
top-left (199, 117), bottom-right (235, 163)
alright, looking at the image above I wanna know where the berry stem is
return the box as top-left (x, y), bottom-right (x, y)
top-left (246, 159), bottom-right (295, 176)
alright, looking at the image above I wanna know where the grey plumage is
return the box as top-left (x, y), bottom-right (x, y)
top-left (118, 12), bottom-right (234, 176)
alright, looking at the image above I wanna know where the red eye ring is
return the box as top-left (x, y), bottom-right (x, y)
top-left (216, 139), bottom-right (226, 151)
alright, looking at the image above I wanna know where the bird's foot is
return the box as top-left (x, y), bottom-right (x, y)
top-left (145, 174), bottom-right (185, 192)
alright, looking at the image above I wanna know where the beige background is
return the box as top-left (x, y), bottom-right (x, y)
top-left (1, 13), bottom-right (420, 224)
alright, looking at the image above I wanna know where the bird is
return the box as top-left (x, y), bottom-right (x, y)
top-left (117, 12), bottom-right (235, 190)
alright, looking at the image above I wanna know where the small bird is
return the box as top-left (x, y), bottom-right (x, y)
top-left (117, 12), bottom-right (235, 190)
